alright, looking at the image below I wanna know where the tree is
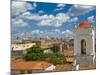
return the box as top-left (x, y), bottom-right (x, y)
top-left (51, 44), bottom-right (60, 53)
top-left (45, 53), bottom-right (66, 65)
top-left (23, 44), bottom-right (66, 65)
top-left (26, 45), bottom-right (43, 54)
top-left (24, 53), bottom-right (46, 61)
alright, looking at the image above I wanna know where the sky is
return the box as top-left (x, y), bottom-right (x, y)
top-left (11, 0), bottom-right (96, 39)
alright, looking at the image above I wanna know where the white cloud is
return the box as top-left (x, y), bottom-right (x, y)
top-left (38, 13), bottom-right (78, 27)
top-left (88, 16), bottom-right (95, 23)
top-left (20, 12), bottom-right (40, 20)
top-left (12, 18), bottom-right (28, 27)
top-left (12, 3), bottom-right (82, 28)
top-left (68, 17), bottom-right (78, 23)
top-left (61, 30), bottom-right (75, 38)
top-left (33, 3), bottom-right (37, 8)
top-left (12, 1), bottom-right (35, 16)
top-left (74, 5), bottom-right (94, 9)
top-left (15, 11), bottom-right (78, 27)
top-left (57, 4), bottom-right (66, 8)
top-left (31, 30), bottom-right (40, 34)
top-left (12, 10), bottom-right (79, 28)
top-left (38, 13), bottom-right (70, 27)
top-left (22, 11), bottom-right (31, 16)
top-left (54, 4), bottom-right (66, 11)
top-left (30, 29), bottom-right (75, 38)
top-left (54, 29), bottom-right (60, 33)
top-left (54, 8), bottom-right (64, 11)
top-left (31, 30), bottom-right (44, 35)
top-left (62, 30), bottom-right (72, 34)
top-left (56, 13), bottom-right (70, 22)
top-left (68, 4), bottom-right (95, 16)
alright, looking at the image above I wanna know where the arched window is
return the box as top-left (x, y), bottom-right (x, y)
top-left (81, 39), bottom-right (86, 54)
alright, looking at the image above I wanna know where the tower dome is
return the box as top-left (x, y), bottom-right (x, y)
top-left (78, 21), bottom-right (90, 29)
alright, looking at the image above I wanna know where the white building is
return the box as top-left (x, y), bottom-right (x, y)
top-left (11, 42), bottom-right (36, 57)
top-left (11, 43), bottom-right (36, 51)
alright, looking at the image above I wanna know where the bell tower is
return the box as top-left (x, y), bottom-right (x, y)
top-left (74, 21), bottom-right (95, 56)
top-left (74, 21), bottom-right (95, 66)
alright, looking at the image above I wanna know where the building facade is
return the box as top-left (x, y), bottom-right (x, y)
top-left (11, 42), bottom-right (36, 58)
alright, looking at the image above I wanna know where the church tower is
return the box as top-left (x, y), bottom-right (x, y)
top-left (74, 21), bottom-right (95, 66)
top-left (74, 21), bottom-right (95, 56)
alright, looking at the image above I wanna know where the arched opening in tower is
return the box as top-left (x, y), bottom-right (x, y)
top-left (81, 39), bottom-right (86, 55)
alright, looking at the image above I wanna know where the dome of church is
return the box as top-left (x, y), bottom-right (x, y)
top-left (78, 21), bottom-right (90, 29)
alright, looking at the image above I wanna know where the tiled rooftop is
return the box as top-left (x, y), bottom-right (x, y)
top-left (11, 60), bottom-right (50, 70)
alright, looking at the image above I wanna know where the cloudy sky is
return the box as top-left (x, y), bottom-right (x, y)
top-left (11, 1), bottom-right (96, 39)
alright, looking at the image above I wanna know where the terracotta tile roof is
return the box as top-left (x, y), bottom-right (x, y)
top-left (55, 64), bottom-right (72, 71)
top-left (11, 60), bottom-right (50, 70)
top-left (64, 50), bottom-right (74, 56)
